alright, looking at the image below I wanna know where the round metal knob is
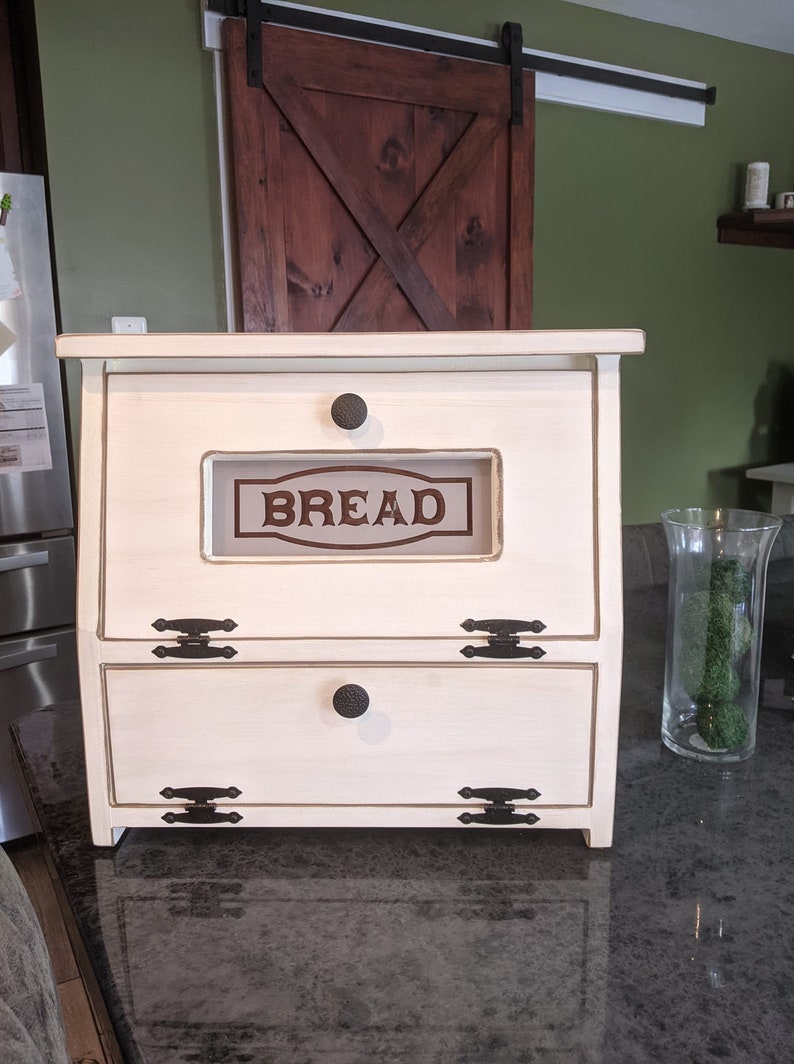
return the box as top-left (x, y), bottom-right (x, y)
top-left (331, 392), bottom-right (368, 430)
top-left (332, 683), bottom-right (370, 719)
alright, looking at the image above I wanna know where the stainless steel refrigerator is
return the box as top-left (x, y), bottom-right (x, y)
top-left (0, 171), bottom-right (78, 841)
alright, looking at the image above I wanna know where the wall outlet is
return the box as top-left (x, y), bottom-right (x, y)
top-left (111, 316), bottom-right (148, 334)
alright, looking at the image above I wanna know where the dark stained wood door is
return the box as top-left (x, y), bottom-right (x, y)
top-left (223, 19), bottom-right (534, 332)
top-left (0, 0), bottom-right (47, 176)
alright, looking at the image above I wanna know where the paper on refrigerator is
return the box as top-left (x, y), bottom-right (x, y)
top-left (0, 383), bottom-right (53, 473)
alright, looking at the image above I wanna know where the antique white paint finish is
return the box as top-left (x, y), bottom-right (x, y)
top-left (57, 329), bottom-right (644, 847)
top-left (105, 665), bottom-right (595, 807)
top-left (101, 371), bottom-right (596, 639)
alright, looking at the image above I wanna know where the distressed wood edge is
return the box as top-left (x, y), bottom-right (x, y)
top-left (56, 329), bottom-right (645, 359)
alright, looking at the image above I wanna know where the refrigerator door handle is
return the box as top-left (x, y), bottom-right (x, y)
top-left (0, 643), bottom-right (58, 672)
top-left (0, 550), bottom-right (50, 573)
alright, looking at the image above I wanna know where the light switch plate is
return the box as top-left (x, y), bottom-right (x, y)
top-left (111, 316), bottom-right (148, 334)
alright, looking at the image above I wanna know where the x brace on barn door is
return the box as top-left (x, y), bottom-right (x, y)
top-left (208, 0), bottom-right (716, 108)
top-left (221, 13), bottom-right (535, 331)
top-left (248, 63), bottom-right (464, 329)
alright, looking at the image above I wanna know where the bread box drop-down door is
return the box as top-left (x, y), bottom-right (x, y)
top-left (56, 329), bottom-right (644, 846)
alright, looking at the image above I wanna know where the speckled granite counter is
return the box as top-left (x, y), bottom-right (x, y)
top-left (10, 526), bottom-right (794, 1064)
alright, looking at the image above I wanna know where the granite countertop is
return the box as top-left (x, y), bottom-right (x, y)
top-left (11, 571), bottom-right (794, 1064)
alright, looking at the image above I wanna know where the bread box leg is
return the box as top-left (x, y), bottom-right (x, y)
top-left (582, 825), bottom-right (613, 849)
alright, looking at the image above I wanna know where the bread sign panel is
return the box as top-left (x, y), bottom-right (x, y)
top-left (209, 453), bottom-right (495, 557)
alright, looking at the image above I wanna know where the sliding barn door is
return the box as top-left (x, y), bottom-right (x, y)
top-left (223, 19), bottom-right (534, 332)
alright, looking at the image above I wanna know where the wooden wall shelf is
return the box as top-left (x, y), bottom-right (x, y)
top-left (717, 209), bottom-right (794, 249)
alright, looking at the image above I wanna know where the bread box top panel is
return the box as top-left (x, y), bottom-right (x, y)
top-left (57, 330), bottom-right (643, 644)
top-left (100, 369), bottom-right (596, 640)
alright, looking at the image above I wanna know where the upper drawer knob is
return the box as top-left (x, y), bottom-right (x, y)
top-left (331, 392), bottom-right (368, 430)
top-left (332, 683), bottom-right (370, 719)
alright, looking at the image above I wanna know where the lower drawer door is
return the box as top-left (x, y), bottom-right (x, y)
top-left (104, 664), bottom-right (595, 809)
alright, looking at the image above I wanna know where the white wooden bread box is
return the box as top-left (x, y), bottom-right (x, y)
top-left (57, 329), bottom-right (644, 846)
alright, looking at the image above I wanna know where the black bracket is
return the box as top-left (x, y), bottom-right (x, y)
top-left (501, 22), bottom-right (524, 125)
top-left (151, 618), bottom-right (238, 660)
top-left (160, 786), bottom-right (243, 825)
top-left (458, 785), bottom-right (541, 826)
top-left (207, 2), bottom-right (715, 107)
top-left (460, 618), bottom-right (546, 660)
top-left (459, 786), bottom-right (541, 802)
top-left (246, 0), bottom-right (263, 87)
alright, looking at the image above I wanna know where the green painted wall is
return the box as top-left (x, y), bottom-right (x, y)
top-left (35, 0), bottom-right (224, 333)
top-left (34, 0), bottom-right (794, 523)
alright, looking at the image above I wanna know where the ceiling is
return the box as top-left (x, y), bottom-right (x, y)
top-left (562, 0), bottom-right (794, 55)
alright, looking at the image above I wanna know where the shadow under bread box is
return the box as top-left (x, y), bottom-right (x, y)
top-left (56, 329), bottom-right (644, 847)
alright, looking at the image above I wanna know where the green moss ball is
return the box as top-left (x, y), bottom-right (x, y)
top-left (679, 646), bottom-right (740, 703)
top-left (680, 591), bottom-right (753, 659)
top-left (678, 643), bottom-right (706, 698)
top-left (697, 658), bottom-right (741, 704)
top-left (676, 591), bottom-right (753, 663)
top-left (680, 590), bottom-right (714, 645)
top-left (695, 702), bottom-right (749, 750)
top-left (731, 614), bottom-right (753, 658)
top-left (695, 558), bottom-right (752, 603)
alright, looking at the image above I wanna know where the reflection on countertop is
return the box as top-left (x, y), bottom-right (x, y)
top-left (10, 572), bottom-right (794, 1063)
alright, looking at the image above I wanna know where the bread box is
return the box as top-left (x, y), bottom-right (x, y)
top-left (57, 329), bottom-right (643, 846)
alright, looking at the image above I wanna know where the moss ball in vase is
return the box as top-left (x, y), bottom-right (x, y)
top-left (661, 508), bottom-right (782, 763)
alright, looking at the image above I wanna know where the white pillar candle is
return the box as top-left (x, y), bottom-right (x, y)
top-left (743, 162), bottom-right (770, 210)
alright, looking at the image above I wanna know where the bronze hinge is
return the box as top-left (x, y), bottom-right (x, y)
top-left (151, 618), bottom-right (238, 660)
top-left (459, 618), bottom-right (546, 660)
top-left (160, 786), bottom-right (243, 825)
top-left (457, 786), bottom-right (541, 826)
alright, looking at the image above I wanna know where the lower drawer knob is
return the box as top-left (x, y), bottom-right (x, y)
top-left (333, 683), bottom-right (370, 718)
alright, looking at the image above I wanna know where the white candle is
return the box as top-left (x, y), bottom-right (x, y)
top-left (743, 162), bottom-right (770, 210)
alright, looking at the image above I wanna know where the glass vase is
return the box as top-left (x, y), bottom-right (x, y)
top-left (661, 507), bottom-right (781, 762)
